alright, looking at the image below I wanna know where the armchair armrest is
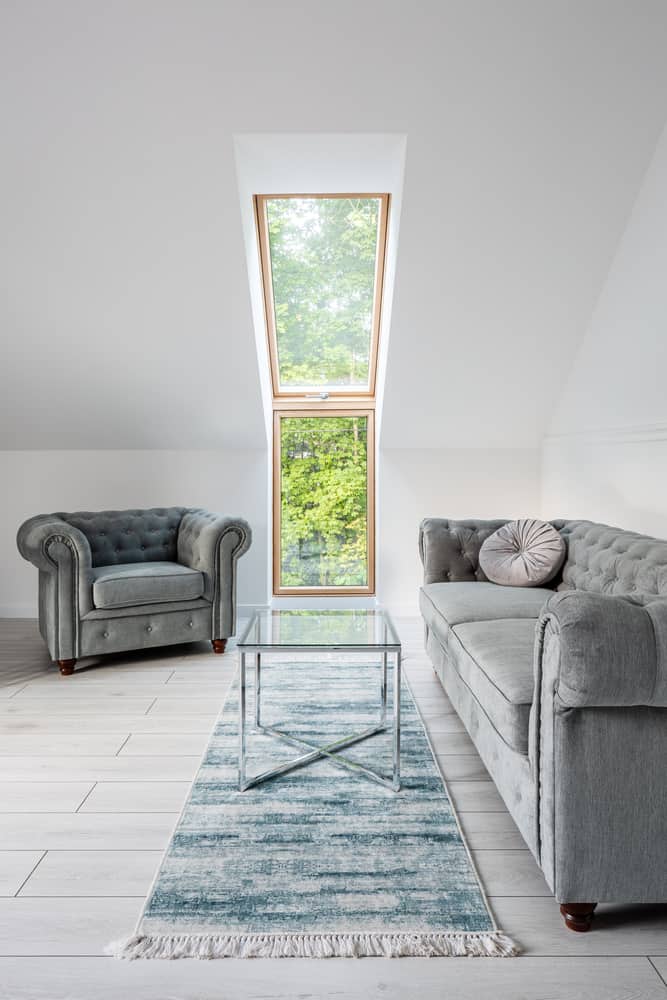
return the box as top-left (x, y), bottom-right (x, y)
top-left (418, 517), bottom-right (509, 584)
top-left (17, 514), bottom-right (92, 575)
top-left (177, 510), bottom-right (252, 639)
top-left (16, 515), bottom-right (94, 660)
top-left (537, 591), bottom-right (667, 709)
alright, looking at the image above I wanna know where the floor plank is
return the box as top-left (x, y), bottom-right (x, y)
top-left (118, 734), bottom-right (209, 756)
top-left (0, 782), bottom-right (93, 813)
top-left (0, 898), bottom-right (142, 955)
top-left (473, 850), bottom-right (552, 896)
top-left (0, 756), bottom-right (201, 782)
top-left (435, 754), bottom-right (490, 780)
top-left (0, 957), bottom-right (664, 1000)
top-left (447, 780), bottom-right (508, 812)
top-left (0, 715), bottom-right (217, 734)
top-left (427, 732), bottom-right (477, 755)
top-left (651, 959), bottom-right (667, 987)
top-left (458, 811), bottom-right (526, 850)
top-left (0, 699), bottom-right (158, 716)
top-left (0, 814), bottom-right (178, 851)
top-left (79, 781), bottom-right (191, 813)
top-left (0, 735), bottom-right (128, 756)
top-left (492, 897), bottom-right (667, 955)
top-left (0, 852), bottom-right (45, 896)
top-left (145, 698), bottom-right (222, 717)
top-left (19, 850), bottom-right (163, 897)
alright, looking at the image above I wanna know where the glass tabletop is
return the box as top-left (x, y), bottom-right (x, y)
top-left (237, 608), bottom-right (401, 650)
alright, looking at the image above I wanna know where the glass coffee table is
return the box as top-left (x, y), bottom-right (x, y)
top-left (236, 609), bottom-right (402, 793)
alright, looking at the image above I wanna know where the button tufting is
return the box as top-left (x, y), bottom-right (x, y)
top-left (146, 625), bottom-right (153, 632)
top-left (103, 631), bottom-right (109, 638)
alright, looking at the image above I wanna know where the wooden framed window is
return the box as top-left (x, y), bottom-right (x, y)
top-left (273, 409), bottom-right (375, 596)
top-left (256, 194), bottom-right (389, 398)
top-left (256, 193), bottom-right (389, 596)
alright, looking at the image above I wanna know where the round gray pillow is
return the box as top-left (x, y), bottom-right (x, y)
top-left (478, 519), bottom-right (566, 587)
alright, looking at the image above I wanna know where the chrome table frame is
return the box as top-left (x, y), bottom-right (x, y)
top-left (237, 621), bottom-right (402, 794)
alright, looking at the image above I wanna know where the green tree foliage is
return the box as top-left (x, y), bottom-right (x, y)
top-left (267, 197), bottom-right (380, 389)
top-left (280, 417), bottom-right (368, 587)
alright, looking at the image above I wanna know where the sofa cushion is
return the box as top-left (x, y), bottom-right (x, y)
top-left (91, 561), bottom-right (205, 610)
top-left (419, 582), bottom-right (552, 645)
top-left (448, 619), bottom-right (536, 754)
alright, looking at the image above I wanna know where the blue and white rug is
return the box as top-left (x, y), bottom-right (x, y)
top-left (111, 656), bottom-right (518, 959)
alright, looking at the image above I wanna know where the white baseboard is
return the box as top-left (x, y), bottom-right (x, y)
top-left (384, 604), bottom-right (421, 620)
top-left (0, 603), bottom-right (37, 619)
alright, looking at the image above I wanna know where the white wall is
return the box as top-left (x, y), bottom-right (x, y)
top-left (3, 1), bottom-right (667, 454)
top-left (378, 447), bottom-right (541, 615)
top-left (1, 450), bottom-right (268, 617)
top-left (543, 121), bottom-right (667, 535)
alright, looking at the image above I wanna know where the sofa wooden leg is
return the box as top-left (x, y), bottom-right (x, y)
top-left (560, 902), bottom-right (597, 932)
top-left (212, 639), bottom-right (227, 654)
top-left (57, 659), bottom-right (76, 676)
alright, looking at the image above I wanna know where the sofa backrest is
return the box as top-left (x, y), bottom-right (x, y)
top-left (419, 516), bottom-right (667, 601)
top-left (58, 507), bottom-right (187, 567)
top-left (556, 520), bottom-right (667, 600)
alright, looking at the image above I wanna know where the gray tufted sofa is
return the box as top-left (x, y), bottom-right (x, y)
top-left (17, 507), bottom-right (251, 675)
top-left (419, 517), bottom-right (667, 932)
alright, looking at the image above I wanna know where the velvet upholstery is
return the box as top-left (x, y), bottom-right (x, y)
top-left (448, 620), bottom-right (536, 754)
top-left (420, 581), bottom-right (552, 636)
top-left (57, 507), bottom-right (186, 566)
top-left (478, 519), bottom-right (565, 587)
top-left (533, 615), bottom-right (667, 902)
top-left (91, 562), bottom-right (205, 610)
top-left (426, 628), bottom-right (538, 857)
top-left (17, 507), bottom-right (251, 666)
top-left (419, 515), bottom-right (667, 909)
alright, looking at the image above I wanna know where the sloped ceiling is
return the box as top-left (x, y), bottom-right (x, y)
top-left (2, 1), bottom-right (667, 449)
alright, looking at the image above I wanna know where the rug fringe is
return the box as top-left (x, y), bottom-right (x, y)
top-left (107, 930), bottom-right (520, 960)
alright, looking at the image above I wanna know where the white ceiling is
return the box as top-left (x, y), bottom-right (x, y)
top-left (2, 1), bottom-right (667, 449)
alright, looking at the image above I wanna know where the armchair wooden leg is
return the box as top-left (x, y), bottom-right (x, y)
top-left (212, 639), bottom-right (227, 654)
top-left (57, 659), bottom-right (76, 676)
top-left (560, 903), bottom-right (597, 932)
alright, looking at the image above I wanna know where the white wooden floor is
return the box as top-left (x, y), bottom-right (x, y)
top-left (0, 617), bottom-right (665, 1000)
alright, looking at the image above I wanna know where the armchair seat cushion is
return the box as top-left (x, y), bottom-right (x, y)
top-left (91, 561), bottom-right (205, 610)
top-left (448, 619), bottom-right (537, 754)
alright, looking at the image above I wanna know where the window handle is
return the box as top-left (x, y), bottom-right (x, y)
top-left (305, 392), bottom-right (329, 400)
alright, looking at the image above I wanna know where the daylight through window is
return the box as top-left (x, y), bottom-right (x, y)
top-left (256, 194), bottom-right (389, 595)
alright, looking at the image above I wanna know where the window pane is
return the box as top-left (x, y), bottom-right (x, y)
top-left (279, 416), bottom-right (369, 588)
top-left (266, 197), bottom-right (380, 391)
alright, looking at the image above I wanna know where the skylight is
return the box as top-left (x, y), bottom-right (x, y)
top-left (256, 195), bottom-right (388, 397)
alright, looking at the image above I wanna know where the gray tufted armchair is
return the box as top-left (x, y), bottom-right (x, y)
top-left (17, 507), bottom-right (251, 675)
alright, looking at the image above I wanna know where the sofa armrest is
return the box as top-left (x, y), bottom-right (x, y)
top-left (418, 517), bottom-right (509, 584)
top-left (16, 515), bottom-right (94, 660)
top-left (531, 590), bottom-right (667, 903)
top-left (177, 510), bottom-right (252, 639)
top-left (537, 591), bottom-right (667, 709)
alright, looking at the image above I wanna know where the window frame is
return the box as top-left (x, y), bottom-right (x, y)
top-left (255, 193), bottom-right (390, 399)
top-left (256, 192), bottom-right (389, 597)
top-left (272, 407), bottom-right (376, 597)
